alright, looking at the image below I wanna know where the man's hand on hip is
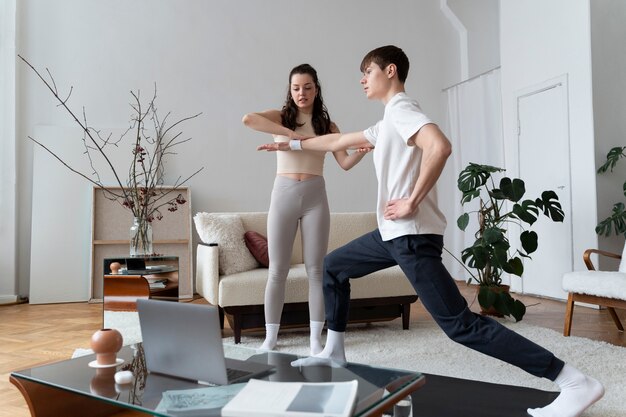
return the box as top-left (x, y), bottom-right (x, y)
top-left (384, 198), bottom-right (416, 220)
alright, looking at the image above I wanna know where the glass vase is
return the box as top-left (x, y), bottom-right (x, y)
top-left (129, 217), bottom-right (153, 257)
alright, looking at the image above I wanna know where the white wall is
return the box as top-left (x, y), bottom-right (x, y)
top-left (0, 0), bottom-right (18, 304)
top-left (12, 0), bottom-right (612, 302)
top-left (14, 0), bottom-right (460, 300)
top-left (501, 0), bottom-right (598, 280)
top-left (591, 0), bottom-right (626, 264)
top-left (448, 0), bottom-right (500, 78)
top-left (437, 0), bottom-right (501, 275)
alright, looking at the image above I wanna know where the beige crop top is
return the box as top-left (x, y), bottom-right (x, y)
top-left (275, 113), bottom-right (326, 176)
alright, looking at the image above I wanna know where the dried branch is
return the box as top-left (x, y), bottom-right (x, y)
top-left (20, 55), bottom-right (204, 226)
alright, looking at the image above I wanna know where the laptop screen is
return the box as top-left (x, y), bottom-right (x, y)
top-left (136, 299), bottom-right (273, 385)
top-left (125, 258), bottom-right (146, 272)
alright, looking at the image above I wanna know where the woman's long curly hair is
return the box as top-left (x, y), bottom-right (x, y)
top-left (280, 64), bottom-right (332, 136)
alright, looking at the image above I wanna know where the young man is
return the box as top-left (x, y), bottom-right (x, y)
top-left (257, 45), bottom-right (603, 417)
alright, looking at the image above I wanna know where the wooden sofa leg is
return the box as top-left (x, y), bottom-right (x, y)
top-left (218, 307), bottom-right (225, 330)
top-left (402, 304), bottom-right (411, 330)
top-left (607, 307), bottom-right (625, 332)
top-left (233, 314), bottom-right (242, 344)
top-left (563, 293), bottom-right (575, 336)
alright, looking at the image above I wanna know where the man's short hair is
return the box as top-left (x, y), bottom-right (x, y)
top-left (360, 45), bottom-right (410, 83)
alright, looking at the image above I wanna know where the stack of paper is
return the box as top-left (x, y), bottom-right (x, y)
top-left (221, 379), bottom-right (359, 417)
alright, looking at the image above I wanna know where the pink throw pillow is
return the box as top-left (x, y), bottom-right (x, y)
top-left (244, 231), bottom-right (269, 268)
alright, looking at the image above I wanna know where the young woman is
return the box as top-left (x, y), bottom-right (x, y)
top-left (242, 64), bottom-right (369, 354)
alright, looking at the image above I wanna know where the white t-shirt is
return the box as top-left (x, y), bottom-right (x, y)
top-left (363, 92), bottom-right (447, 241)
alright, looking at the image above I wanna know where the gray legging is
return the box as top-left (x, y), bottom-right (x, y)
top-left (265, 175), bottom-right (330, 324)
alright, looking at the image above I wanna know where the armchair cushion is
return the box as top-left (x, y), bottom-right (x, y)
top-left (562, 271), bottom-right (626, 300)
top-left (193, 213), bottom-right (258, 275)
top-left (562, 244), bottom-right (626, 336)
top-left (620, 243), bottom-right (626, 273)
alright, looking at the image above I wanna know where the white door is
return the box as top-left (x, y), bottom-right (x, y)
top-left (515, 77), bottom-right (572, 300)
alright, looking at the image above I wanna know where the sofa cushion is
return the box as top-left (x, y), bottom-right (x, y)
top-left (217, 264), bottom-right (416, 307)
top-left (328, 213), bottom-right (378, 252)
top-left (194, 213), bottom-right (258, 275)
top-left (218, 264), bottom-right (311, 306)
top-left (244, 231), bottom-right (269, 268)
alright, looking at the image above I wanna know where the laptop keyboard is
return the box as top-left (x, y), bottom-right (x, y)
top-left (227, 367), bottom-right (252, 382)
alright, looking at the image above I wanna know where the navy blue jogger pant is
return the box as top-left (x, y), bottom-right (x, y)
top-left (322, 230), bottom-right (564, 380)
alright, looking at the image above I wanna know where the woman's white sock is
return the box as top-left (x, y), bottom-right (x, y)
top-left (260, 323), bottom-right (280, 351)
top-left (309, 320), bottom-right (324, 355)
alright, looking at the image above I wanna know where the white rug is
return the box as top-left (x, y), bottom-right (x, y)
top-left (103, 311), bottom-right (142, 345)
top-left (227, 320), bottom-right (625, 417)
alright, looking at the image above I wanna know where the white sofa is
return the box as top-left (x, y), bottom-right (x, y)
top-left (194, 212), bottom-right (418, 343)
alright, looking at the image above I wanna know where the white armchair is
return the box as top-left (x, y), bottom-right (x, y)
top-left (562, 244), bottom-right (626, 336)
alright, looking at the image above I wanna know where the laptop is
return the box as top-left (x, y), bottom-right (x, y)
top-left (136, 298), bottom-right (274, 385)
top-left (125, 258), bottom-right (151, 274)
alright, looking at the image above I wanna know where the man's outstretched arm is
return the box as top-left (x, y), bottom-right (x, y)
top-left (257, 131), bottom-right (372, 152)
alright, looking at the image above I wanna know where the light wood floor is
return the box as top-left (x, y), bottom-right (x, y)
top-left (1, 284), bottom-right (624, 417)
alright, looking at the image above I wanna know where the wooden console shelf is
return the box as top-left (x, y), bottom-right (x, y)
top-left (90, 186), bottom-right (193, 301)
top-left (94, 239), bottom-right (189, 245)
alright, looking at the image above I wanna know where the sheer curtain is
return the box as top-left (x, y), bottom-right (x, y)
top-left (442, 68), bottom-right (504, 282)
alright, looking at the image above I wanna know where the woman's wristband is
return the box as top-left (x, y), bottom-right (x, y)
top-left (289, 140), bottom-right (302, 151)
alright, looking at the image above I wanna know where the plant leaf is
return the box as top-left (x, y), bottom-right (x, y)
top-left (595, 202), bottom-right (626, 237)
top-left (502, 256), bottom-right (524, 276)
top-left (509, 299), bottom-right (526, 321)
top-left (457, 213), bottom-right (470, 231)
top-left (489, 187), bottom-right (507, 200)
top-left (597, 146), bottom-right (626, 174)
top-left (460, 189), bottom-right (480, 204)
top-left (512, 200), bottom-right (540, 225)
top-left (510, 257), bottom-right (524, 276)
top-left (595, 146), bottom-right (626, 238)
top-left (493, 291), bottom-right (509, 315)
top-left (500, 177), bottom-right (526, 202)
top-left (462, 245), bottom-right (489, 269)
top-left (520, 230), bottom-right (538, 254)
top-left (537, 191), bottom-right (564, 222)
top-left (492, 246), bottom-right (509, 270)
top-left (483, 227), bottom-right (504, 245)
top-left (499, 291), bottom-right (527, 321)
top-left (478, 286), bottom-right (497, 308)
top-left (458, 163), bottom-right (504, 193)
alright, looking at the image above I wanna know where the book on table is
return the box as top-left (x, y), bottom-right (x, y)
top-left (221, 379), bottom-right (359, 417)
top-left (146, 277), bottom-right (168, 288)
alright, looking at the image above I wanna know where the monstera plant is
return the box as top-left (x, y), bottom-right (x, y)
top-left (455, 163), bottom-right (565, 321)
top-left (595, 146), bottom-right (626, 238)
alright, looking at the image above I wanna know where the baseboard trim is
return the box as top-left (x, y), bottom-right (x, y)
top-left (0, 294), bottom-right (18, 305)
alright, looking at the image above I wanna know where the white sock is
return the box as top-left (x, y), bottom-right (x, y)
top-left (320, 329), bottom-right (346, 361)
top-left (527, 364), bottom-right (604, 417)
top-left (259, 323), bottom-right (280, 351)
top-left (309, 320), bottom-right (324, 355)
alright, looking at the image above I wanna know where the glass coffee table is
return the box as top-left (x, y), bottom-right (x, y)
top-left (10, 343), bottom-right (424, 417)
